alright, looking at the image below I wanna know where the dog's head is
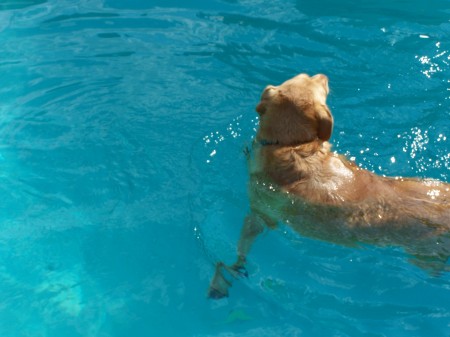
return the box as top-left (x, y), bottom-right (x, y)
top-left (256, 73), bottom-right (333, 146)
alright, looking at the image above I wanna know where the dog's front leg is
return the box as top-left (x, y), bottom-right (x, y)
top-left (207, 212), bottom-right (267, 299)
top-left (233, 212), bottom-right (267, 270)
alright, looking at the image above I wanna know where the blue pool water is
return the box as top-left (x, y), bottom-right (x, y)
top-left (0, 0), bottom-right (449, 336)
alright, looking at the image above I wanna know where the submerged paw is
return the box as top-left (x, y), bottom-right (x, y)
top-left (207, 286), bottom-right (229, 299)
top-left (231, 265), bottom-right (248, 278)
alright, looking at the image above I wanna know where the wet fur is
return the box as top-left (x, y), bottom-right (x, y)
top-left (208, 73), bottom-right (450, 299)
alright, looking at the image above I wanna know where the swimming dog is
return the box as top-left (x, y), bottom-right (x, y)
top-left (208, 73), bottom-right (450, 298)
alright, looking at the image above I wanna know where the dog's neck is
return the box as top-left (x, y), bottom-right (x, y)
top-left (258, 137), bottom-right (319, 148)
top-left (256, 138), bottom-right (332, 187)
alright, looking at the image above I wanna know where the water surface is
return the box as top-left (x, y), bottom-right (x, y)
top-left (0, 0), bottom-right (449, 336)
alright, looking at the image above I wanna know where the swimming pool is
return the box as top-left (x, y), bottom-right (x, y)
top-left (0, 0), bottom-right (448, 336)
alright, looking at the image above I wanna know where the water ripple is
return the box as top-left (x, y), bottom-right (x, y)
top-left (0, 0), bottom-right (449, 336)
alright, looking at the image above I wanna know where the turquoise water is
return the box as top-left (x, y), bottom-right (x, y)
top-left (0, 0), bottom-right (449, 336)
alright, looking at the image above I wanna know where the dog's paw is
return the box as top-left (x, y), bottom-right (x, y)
top-left (227, 265), bottom-right (249, 279)
top-left (234, 265), bottom-right (249, 278)
top-left (207, 286), bottom-right (229, 299)
top-left (208, 262), bottom-right (233, 299)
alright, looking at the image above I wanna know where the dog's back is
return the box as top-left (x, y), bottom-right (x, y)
top-left (250, 139), bottom-right (449, 236)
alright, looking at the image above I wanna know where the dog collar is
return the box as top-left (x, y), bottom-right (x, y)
top-left (258, 138), bottom-right (321, 147)
top-left (259, 139), bottom-right (279, 146)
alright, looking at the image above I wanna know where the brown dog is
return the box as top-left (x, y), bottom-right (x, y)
top-left (208, 73), bottom-right (450, 299)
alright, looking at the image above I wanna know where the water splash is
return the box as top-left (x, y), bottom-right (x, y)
top-left (202, 114), bottom-right (258, 164)
top-left (416, 41), bottom-right (449, 79)
top-left (401, 127), bottom-right (449, 179)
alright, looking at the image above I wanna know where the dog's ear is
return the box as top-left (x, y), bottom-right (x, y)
top-left (316, 104), bottom-right (333, 141)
